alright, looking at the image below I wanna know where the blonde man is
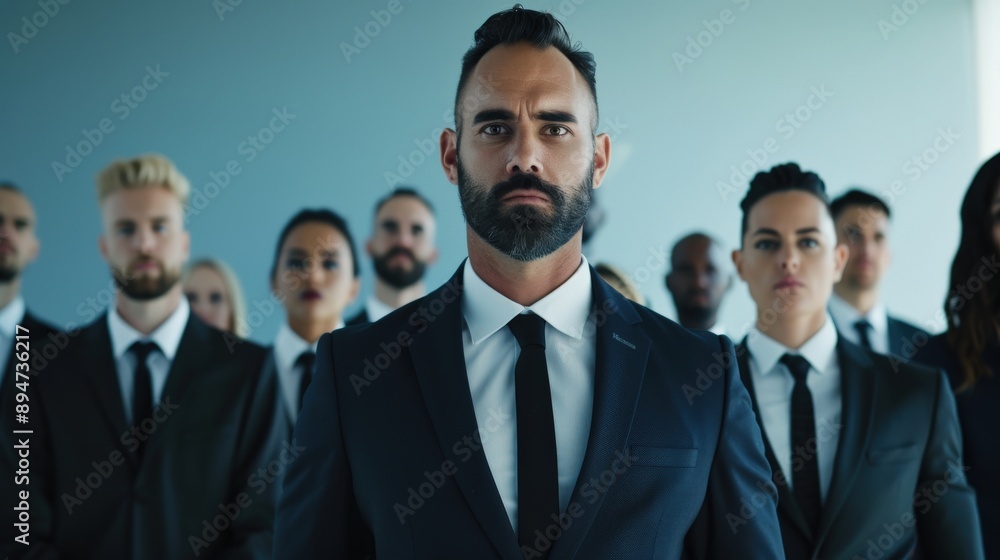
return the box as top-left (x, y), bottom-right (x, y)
top-left (29, 154), bottom-right (286, 559)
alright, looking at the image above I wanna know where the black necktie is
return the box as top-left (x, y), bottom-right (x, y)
top-left (780, 353), bottom-right (822, 535)
top-left (296, 351), bottom-right (316, 412)
top-left (508, 313), bottom-right (559, 556)
top-left (129, 341), bottom-right (159, 461)
top-left (854, 319), bottom-right (873, 351)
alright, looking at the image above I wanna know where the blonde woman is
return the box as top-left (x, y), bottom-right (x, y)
top-left (183, 258), bottom-right (248, 337)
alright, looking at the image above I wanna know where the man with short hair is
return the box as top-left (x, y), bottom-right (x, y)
top-left (665, 232), bottom-right (733, 333)
top-left (731, 163), bottom-right (982, 559)
top-left (276, 6), bottom-right (782, 559)
top-left (346, 187), bottom-right (438, 325)
top-left (0, 183), bottom-right (60, 555)
top-left (828, 188), bottom-right (929, 362)
top-left (28, 155), bottom-right (285, 559)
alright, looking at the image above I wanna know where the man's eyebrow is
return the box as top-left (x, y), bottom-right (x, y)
top-left (536, 110), bottom-right (577, 124)
top-left (472, 109), bottom-right (516, 124)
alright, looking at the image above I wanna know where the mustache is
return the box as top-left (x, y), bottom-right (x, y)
top-left (386, 247), bottom-right (415, 261)
top-left (489, 173), bottom-right (563, 204)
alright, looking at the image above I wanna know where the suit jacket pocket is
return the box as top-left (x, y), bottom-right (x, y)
top-left (630, 445), bottom-right (698, 467)
top-left (867, 442), bottom-right (920, 464)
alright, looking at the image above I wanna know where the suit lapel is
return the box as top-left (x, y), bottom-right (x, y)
top-left (549, 270), bottom-right (649, 560)
top-left (79, 317), bottom-right (132, 443)
top-left (736, 339), bottom-right (815, 543)
top-left (408, 265), bottom-right (522, 560)
top-left (814, 339), bottom-right (876, 548)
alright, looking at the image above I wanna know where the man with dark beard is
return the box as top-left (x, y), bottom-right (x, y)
top-left (665, 232), bottom-right (733, 333)
top-left (26, 154), bottom-right (285, 559)
top-left (0, 183), bottom-right (60, 557)
top-left (346, 187), bottom-right (438, 325)
top-left (276, 6), bottom-right (782, 559)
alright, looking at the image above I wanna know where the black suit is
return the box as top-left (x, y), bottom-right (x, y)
top-left (736, 337), bottom-right (983, 559)
top-left (25, 312), bottom-right (287, 559)
top-left (1, 310), bottom-right (58, 556)
top-left (344, 308), bottom-right (368, 326)
top-left (887, 315), bottom-right (931, 365)
top-left (275, 264), bottom-right (784, 559)
top-left (915, 334), bottom-right (999, 558)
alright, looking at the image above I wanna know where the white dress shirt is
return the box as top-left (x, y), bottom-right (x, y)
top-left (828, 293), bottom-right (888, 354)
top-left (107, 297), bottom-right (190, 425)
top-left (461, 256), bottom-right (596, 533)
top-left (0, 296), bottom-right (26, 386)
top-left (272, 321), bottom-right (342, 423)
top-left (745, 316), bottom-right (842, 502)
top-left (364, 295), bottom-right (395, 324)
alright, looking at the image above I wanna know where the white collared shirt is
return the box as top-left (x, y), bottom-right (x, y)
top-left (273, 321), bottom-right (342, 423)
top-left (828, 293), bottom-right (889, 354)
top-left (0, 296), bottom-right (26, 386)
top-left (365, 295), bottom-right (395, 324)
top-left (461, 256), bottom-right (596, 533)
top-left (745, 316), bottom-right (842, 503)
top-left (107, 297), bottom-right (190, 425)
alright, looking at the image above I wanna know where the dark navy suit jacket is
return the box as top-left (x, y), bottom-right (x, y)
top-left (275, 264), bottom-right (784, 559)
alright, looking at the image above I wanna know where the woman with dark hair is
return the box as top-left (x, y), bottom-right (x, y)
top-left (920, 151), bottom-right (1000, 557)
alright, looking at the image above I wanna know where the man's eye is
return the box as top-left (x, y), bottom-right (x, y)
top-left (800, 238), bottom-right (819, 249)
top-left (323, 259), bottom-right (339, 270)
top-left (754, 240), bottom-right (778, 250)
top-left (545, 125), bottom-right (569, 136)
top-left (185, 292), bottom-right (198, 303)
top-left (287, 258), bottom-right (305, 270)
top-left (482, 124), bottom-right (506, 136)
top-left (209, 292), bottom-right (223, 304)
top-left (119, 225), bottom-right (135, 236)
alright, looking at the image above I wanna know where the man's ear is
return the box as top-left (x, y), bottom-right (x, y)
top-left (591, 133), bottom-right (612, 188)
top-left (440, 128), bottom-right (459, 186)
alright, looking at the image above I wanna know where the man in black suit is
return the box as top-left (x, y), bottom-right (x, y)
top-left (731, 163), bottom-right (983, 559)
top-left (345, 188), bottom-right (438, 326)
top-left (828, 189), bottom-right (930, 364)
top-left (25, 154), bottom-right (286, 559)
top-left (276, 6), bottom-right (783, 559)
top-left (0, 183), bottom-right (61, 555)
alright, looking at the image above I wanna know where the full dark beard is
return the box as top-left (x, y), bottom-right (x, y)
top-left (373, 249), bottom-right (427, 289)
top-left (0, 265), bottom-right (17, 283)
top-left (111, 261), bottom-right (181, 301)
top-left (457, 160), bottom-right (592, 262)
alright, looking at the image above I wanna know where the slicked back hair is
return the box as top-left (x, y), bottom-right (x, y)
top-left (739, 162), bottom-right (830, 243)
top-left (455, 4), bottom-right (598, 133)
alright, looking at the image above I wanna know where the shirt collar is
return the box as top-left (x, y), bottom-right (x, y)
top-left (107, 297), bottom-right (191, 362)
top-left (273, 322), bottom-right (318, 374)
top-left (365, 295), bottom-right (395, 323)
top-left (828, 293), bottom-right (888, 333)
top-left (0, 296), bottom-right (26, 338)
top-left (461, 256), bottom-right (593, 345)
top-left (747, 314), bottom-right (839, 376)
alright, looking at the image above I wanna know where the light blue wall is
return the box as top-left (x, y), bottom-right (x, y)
top-left (1, 0), bottom-right (979, 344)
